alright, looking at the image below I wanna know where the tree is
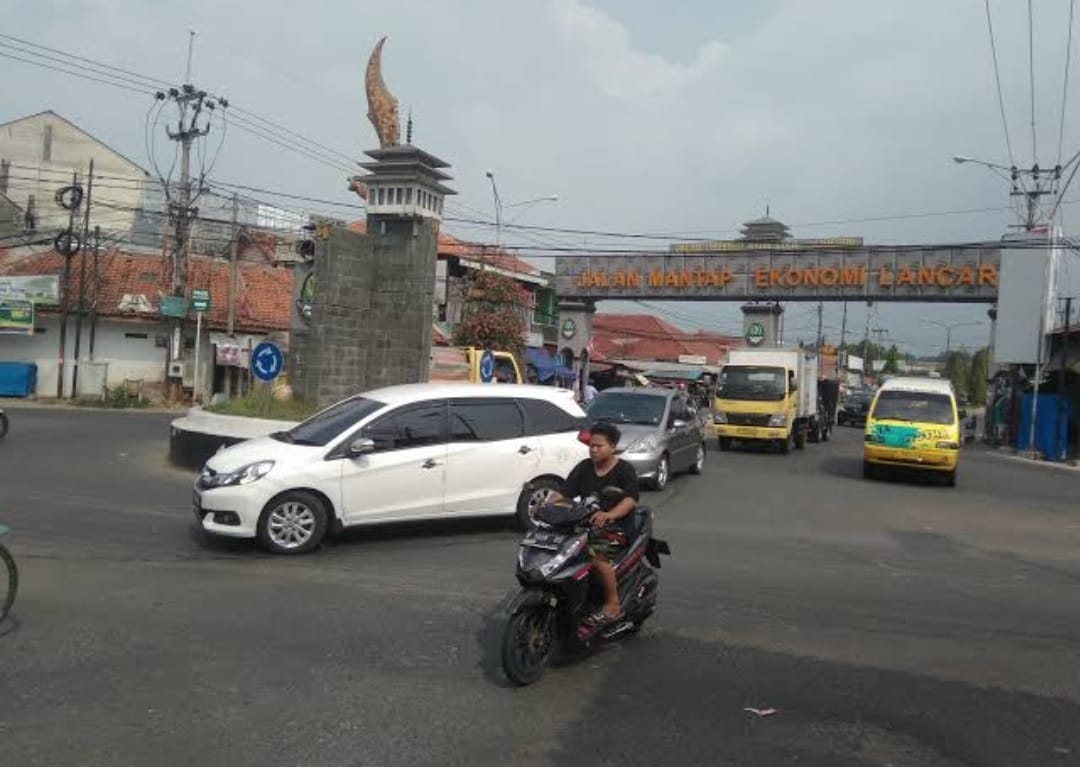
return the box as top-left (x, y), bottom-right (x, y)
top-left (883, 344), bottom-right (901, 375)
top-left (452, 269), bottom-right (528, 354)
top-left (968, 346), bottom-right (990, 406)
top-left (944, 350), bottom-right (972, 401)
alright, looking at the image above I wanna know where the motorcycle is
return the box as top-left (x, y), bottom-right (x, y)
top-left (500, 488), bottom-right (670, 686)
top-left (0, 408), bottom-right (7, 439)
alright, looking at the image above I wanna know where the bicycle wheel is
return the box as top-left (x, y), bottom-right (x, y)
top-left (0, 543), bottom-right (17, 624)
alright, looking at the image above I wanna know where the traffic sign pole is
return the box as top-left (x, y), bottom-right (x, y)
top-left (193, 310), bottom-right (202, 404)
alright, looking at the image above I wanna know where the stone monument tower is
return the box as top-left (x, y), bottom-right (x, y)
top-left (290, 37), bottom-right (455, 408)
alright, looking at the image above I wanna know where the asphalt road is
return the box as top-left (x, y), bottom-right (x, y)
top-left (1, 406), bottom-right (1079, 766)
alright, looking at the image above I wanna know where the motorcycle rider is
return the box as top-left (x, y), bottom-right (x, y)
top-left (557, 421), bottom-right (639, 626)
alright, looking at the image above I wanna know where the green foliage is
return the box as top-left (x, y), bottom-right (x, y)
top-left (882, 344), bottom-right (901, 375)
top-left (207, 394), bottom-right (316, 421)
top-left (968, 346), bottom-right (990, 405)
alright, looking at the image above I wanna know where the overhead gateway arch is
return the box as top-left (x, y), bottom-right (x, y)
top-left (553, 235), bottom-right (1003, 376)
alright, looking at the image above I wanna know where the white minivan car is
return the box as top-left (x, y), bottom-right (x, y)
top-left (193, 383), bottom-right (589, 554)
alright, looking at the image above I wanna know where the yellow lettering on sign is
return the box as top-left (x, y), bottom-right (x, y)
top-left (935, 266), bottom-right (955, 287)
top-left (919, 266), bottom-right (935, 284)
top-left (755, 269), bottom-right (770, 288)
top-left (956, 267), bottom-right (975, 287)
top-left (877, 266), bottom-right (894, 286)
top-left (648, 270), bottom-right (664, 287)
top-left (978, 266), bottom-right (997, 286)
top-left (897, 268), bottom-right (915, 286)
top-left (820, 267), bottom-right (839, 286)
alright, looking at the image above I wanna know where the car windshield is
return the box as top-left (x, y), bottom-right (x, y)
top-left (717, 366), bottom-right (786, 401)
top-left (587, 393), bottom-right (667, 425)
top-left (276, 396), bottom-right (386, 446)
top-left (871, 390), bottom-right (954, 425)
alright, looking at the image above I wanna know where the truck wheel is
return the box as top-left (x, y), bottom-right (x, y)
top-left (809, 419), bottom-right (822, 443)
top-left (779, 433), bottom-right (792, 455)
top-left (863, 461), bottom-right (877, 481)
top-left (821, 422), bottom-right (831, 442)
top-left (794, 426), bottom-right (807, 450)
top-left (717, 436), bottom-right (732, 452)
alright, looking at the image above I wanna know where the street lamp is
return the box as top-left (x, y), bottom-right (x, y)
top-left (504, 195), bottom-right (559, 224)
top-left (484, 170), bottom-right (502, 247)
top-left (920, 319), bottom-right (984, 359)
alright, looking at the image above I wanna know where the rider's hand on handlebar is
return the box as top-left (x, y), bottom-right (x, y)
top-left (589, 511), bottom-right (613, 528)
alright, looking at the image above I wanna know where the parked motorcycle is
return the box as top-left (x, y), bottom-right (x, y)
top-left (501, 489), bottom-right (670, 686)
top-left (0, 409), bottom-right (7, 439)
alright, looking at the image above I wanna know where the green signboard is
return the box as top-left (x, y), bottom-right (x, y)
top-left (745, 322), bottom-right (766, 346)
top-left (0, 299), bottom-right (34, 335)
top-left (160, 295), bottom-right (190, 319)
top-left (191, 288), bottom-right (211, 313)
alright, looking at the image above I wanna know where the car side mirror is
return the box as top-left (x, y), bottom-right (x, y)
top-left (348, 437), bottom-right (376, 457)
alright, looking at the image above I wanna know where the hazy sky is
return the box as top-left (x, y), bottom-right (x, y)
top-left (4, 0), bottom-right (1080, 354)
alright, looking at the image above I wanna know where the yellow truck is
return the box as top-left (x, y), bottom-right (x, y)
top-left (429, 347), bottom-right (523, 384)
top-left (713, 347), bottom-right (828, 454)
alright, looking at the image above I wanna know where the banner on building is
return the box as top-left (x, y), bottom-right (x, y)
top-left (0, 298), bottom-right (35, 335)
top-left (0, 275), bottom-right (60, 305)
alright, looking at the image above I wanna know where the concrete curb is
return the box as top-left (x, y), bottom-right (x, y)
top-left (978, 446), bottom-right (1080, 472)
top-left (169, 407), bottom-right (299, 471)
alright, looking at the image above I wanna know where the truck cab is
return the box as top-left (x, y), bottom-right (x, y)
top-left (429, 347), bottom-right (523, 384)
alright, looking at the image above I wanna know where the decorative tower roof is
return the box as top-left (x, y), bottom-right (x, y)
top-left (739, 213), bottom-right (790, 242)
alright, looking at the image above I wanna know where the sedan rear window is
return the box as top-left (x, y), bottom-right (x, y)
top-left (278, 397), bottom-right (386, 446)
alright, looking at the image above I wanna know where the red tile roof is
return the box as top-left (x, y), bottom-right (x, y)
top-left (345, 219), bottom-right (539, 277)
top-left (0, 247), bottom-right (293, 333)
top-left (591, 313), bottom-right (738, 365)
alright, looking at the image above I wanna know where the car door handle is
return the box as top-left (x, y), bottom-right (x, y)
top-left (517, 445), bottom-right (533, 455)
top-left (421, 458), bottom-right (441, 469)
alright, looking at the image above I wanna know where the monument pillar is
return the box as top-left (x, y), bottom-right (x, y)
top-left (741, 302), bottom-right (784, 347)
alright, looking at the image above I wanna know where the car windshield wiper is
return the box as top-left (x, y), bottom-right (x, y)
top-left (271, 430), bottom-right (294, 443)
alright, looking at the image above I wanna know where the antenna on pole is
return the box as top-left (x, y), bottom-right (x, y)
top-left (406, 107), bottom-right (413, 144)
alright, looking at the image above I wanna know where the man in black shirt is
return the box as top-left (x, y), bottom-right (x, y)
top-left (560, 421), bottom-right (639, 625)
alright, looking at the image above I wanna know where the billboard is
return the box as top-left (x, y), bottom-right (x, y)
top-left (0, 275), bottom-right (60, 305)
top-left (555, 244), bottom-right (1001, 303)
top-left (993, 231), bottom-right (1059, 365)
top-left (0, 298), bottom-right (34, 335)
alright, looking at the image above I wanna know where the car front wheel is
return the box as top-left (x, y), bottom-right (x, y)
top-left (651, 454), bottom-right (670, 491)
top-left (257, 491), bottom-right (329, 555)
top-left (689, 443), bottom-right (706, 475)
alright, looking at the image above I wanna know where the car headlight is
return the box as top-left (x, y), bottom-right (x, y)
top-left (935, 441), bottom-right (960, 450)
top-left (205, 460), bottom-right (275, 488)
top-left (865, 433), bottom-right (883, 443)
top-left (625, 435), bottom-right (659, 453)
top-left (767, 413), bottom-right (787, 427)
top-left (713, 411), bottom-right (727, 424)
top-left (539, 537), bottom-right (585, 577)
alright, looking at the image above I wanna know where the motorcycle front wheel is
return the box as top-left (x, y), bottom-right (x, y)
top-left (502, 607), bottom-right (555, 686)
top-left (0, 412), bottom-right (8, 439)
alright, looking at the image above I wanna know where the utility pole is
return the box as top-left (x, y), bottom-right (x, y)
top-left (227, 192), bottom-right (239, 336)
top-left (837, 301), bottom-right (848, 377)
top-left (55, 172), bottom-right (82, 399)
top-left (862, 302), bottom-right (872, 382)
top-left (1058, 297), bottom-right (1073, 460)
top-left (815, 300), bottom-right (824, 351)
top-left (88, 225), bottom-right (101, 361)
top-left (72, 159), bottom-right (93, 399)
top-left (157, 32), bottom-right (222, 400)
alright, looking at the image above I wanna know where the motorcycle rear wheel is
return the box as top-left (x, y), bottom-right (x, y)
top-left (0, 412), bottom-right (8, 439)
top-left (502, 608), bottom-right (554, 686)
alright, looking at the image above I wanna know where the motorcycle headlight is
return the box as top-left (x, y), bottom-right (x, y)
top-left (539, 537), bottom-right (585, 577)
top-left (713, 411), bottom-right (728, 424)
top-left (207, 460), bottom-right (275, 488)
top-left (625, 435), bottom-right (659, 454)
top-left (768, 413), bottom-right (787, 427)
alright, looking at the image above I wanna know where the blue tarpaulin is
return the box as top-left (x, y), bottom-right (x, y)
top-left (0, 362), bottom-right (37, 397)
top-left (1016, 393), bottom-right (1069, 459)
top-left (525, 347), bottom-right (574, 383)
